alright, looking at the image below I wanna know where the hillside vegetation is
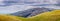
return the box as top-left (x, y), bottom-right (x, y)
top-left (0, 10), bottom-right (60, 21)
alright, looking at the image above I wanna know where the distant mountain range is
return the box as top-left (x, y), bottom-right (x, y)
top-left (10, 8), bottom-right (54, 18)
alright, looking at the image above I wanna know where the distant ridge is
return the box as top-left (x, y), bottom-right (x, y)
top-left (10, 8), bottom-right (54, 18)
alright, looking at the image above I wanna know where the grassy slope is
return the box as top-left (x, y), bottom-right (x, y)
top-left (0, 10), bottom-right (60, 21)
top-left (28, 10), bottom-right (60, 21)
top-left (0, 15), bottom-right (21, 21)
top-left (17, 10), bottom-right (60, 21)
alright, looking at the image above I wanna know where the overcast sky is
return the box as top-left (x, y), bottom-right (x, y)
top-left (0, 0), bottom-right (60, 14)
top-left (0, 5), bottom-right (37, 14)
